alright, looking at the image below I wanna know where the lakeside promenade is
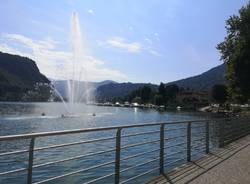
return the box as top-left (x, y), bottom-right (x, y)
top-left (147, 134), bottom-right (250, 184)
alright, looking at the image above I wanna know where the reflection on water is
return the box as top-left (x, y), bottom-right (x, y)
top-left (0, 102), bottom-right (221, 184)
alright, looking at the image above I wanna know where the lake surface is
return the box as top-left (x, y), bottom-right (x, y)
top-left (0, 102), bottom-right (221, 184)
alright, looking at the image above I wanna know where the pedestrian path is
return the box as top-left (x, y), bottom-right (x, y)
top-left (146, 135), bottom-right (250, 184)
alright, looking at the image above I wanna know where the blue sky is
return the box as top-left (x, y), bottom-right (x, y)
top-left (0, 0), bottom-right (248, 84)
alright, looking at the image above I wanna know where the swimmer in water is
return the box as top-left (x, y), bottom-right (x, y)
top-left (92, 113), bottom-right (96, 116)
top-left (41, 112), bottom-right (45, 116)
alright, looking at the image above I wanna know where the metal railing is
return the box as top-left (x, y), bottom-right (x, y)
top-left (0, 118), bottom-right (249, 184)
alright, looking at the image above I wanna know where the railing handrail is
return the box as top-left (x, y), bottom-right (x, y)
top-left (0, 119), bottom-right (212, 141)
top-left (0, 117), bottom-right (249, 184)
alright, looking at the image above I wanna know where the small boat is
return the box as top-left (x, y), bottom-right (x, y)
top-left (176, 106), bottom-right (181, 110)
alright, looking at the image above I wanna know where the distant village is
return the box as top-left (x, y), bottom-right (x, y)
top-left (92, 89), bottom-right (209, 111)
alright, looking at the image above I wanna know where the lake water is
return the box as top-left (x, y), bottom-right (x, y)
top-left (0, 102), bottom-right (221, 184)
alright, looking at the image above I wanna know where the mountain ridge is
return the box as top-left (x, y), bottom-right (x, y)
top-left (95, 82), bottom-right (158, 100)
top-left (167, 63), bottom-right (226, 90)
top-left (0, 51), bottom-right (226, 101)
top-left (0, 52), bottom-right (50, 101)
top-left (95, 64), bottom-right (226, 100)
top-left (52, 80), bottom-right (117, 98)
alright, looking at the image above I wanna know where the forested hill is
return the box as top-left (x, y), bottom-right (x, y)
top-left (95, 82), bottom-right (158, 100)
top-left (0, 52), bottom-right (50, 101)
top-left (167, 63), bottom-right (226, 90)
top-left (95, 64), bottom-right (226, 100)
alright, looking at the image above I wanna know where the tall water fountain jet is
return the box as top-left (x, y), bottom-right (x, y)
top-left (67, 11), bottom-right (92, 113)
top-left (52, 12), bottom-right (92, 115)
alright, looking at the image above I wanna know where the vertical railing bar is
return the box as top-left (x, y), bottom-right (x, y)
top-left (159, 124), bottom-right (165, 174)
top-left (219, 120), bottom-right (225, 148)
top-left (27, 138), bottom-right (35, 184)
top-left (205, 121), bottom-right (209, 154)
top-left (115, 128), bottom-right (122, 184)
top-left (187, 122), bottom-right (191, 162)
top-left (3, 118), bottom-right (249, 184)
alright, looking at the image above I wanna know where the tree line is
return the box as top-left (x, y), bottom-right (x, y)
top-left (123, 83), bottom-right (180, 105)
top-left (217, 2), bottom-right (250, 104)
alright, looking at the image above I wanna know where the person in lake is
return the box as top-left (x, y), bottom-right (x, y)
top-left (41, 112), bottom-right (45, 116)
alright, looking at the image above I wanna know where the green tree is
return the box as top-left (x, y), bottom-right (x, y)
top-left (126, 86), bottom-right (155, 104)
top-left (211, 84), bottom-right (228, 104)
top-left (154, 94), bottom-right (163, 105)
top-left (157, 83), bottom-right (179, 105)
top-left (217, 3), bottom-right (250, 103)
top-left (132, 96), bottom-right (142, 104)
top-left (158, 83), bottom-right (166, 97)
top-left (140, 86), bottom-right (153, 103)
top-left (165, 84), bottom-right (179, 103)
top-left (158, 82), bottom-right (166, 104)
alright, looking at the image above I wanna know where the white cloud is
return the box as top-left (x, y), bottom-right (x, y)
top-left (153, 33), bottom-right (160, 41)
top-left (88, 9), bottom-right (94, 14)
top-left (106, 37), bottom-right (141, 53)
top-left (0, 33), bottom-right (127, 81)
top-left (0, 43), bottom-right (25, 56)
top-left (144, 38), bottom-right (152, 44)
top-left (143, 38), bottom-right (162, 57)
top-left (99, 36), bottom-right (162, 57)
top-left (149, 50), bottom-right (162, 57)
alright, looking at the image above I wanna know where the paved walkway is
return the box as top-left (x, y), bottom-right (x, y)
top-left (146, 135), bottom-right (250, 184)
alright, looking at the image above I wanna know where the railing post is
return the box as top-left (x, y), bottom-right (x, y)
top-left (205, 121), bottom-right (209, 154)
top-left (187, 122), bottom-right (191, 162)
top-left (159, 124), bottom-right (165, 175)
top-left (219, 120), bottom-right (225, 148)
top-left (27, 138), bottom-right (35, 184)
top-left (115, 128), bottom-right (121, 184)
